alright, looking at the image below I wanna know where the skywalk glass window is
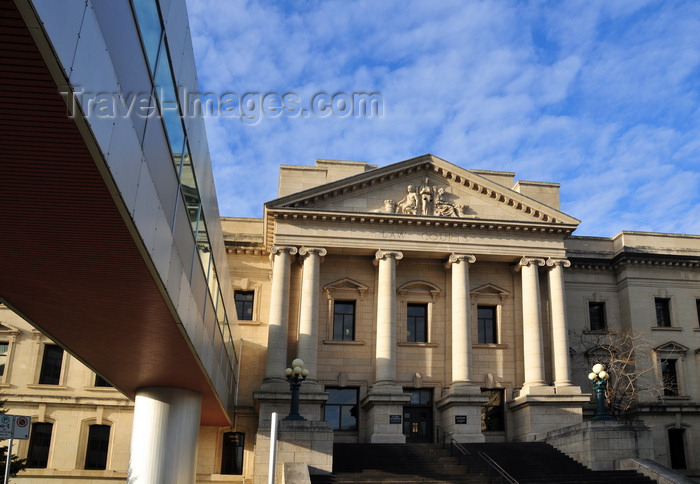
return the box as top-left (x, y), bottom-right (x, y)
top-left (333, 301), bottom-right (356, 341)
top-left (234, 291), bottom-right (254, 321)
top-left (407, 303), bottom-right (427, 343)
top-left (477, 306), bottom-right (498, 344)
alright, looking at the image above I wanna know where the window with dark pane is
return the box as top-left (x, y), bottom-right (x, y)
top-left (588, 302), bottom-right (606, 331)
top-left (661, 359), bottom-right (679, 396)
top-left (26, 422), bottom-right (53, 468)
top-left (477, 306), bottom-right (497, 344)
top-left (38, 344), bottom-right (63, 385)
top-left (324, 388), bottom-right (358, 431)
top-left (407, 303), bottom-right (427, 343)
top-left (221, 432), bottom-right (245, 475)
top-left (84, 424), bottom-right (111, 470)
top-left (0, 341), bottom-right (7, 377)
top-left (94, 374), bottom-right (112, 387)
top-left (481, 389), bottom-right (505, 431)
top-left (234, 290), bottom-right (254, 321)
top-left (655, 298), bottom-right (671, 327)
top-left (333, 301), bottom-right (356, 341)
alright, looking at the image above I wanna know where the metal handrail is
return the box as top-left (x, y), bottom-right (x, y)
top-left (479, 451), bottom-right (519, 484)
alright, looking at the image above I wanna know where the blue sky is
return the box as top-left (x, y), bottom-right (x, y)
top-left (187, 0), bottom-right (700, 237)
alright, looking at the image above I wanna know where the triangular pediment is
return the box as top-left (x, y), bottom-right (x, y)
top-left (653, 341), bottom-right (689, 356)
top-left (471, 283), bottom-right (511, 298)
top-left (266, 154), bottom-right (579, 228)
top-left (323, 278), bottom-right (369, 299)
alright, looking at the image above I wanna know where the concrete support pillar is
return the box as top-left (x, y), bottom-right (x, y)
top-left (374, 249), bottom-right (403, 384)
top-left (519, 257), bottom-right (547, 393)
top-left (264, 246), bottom-right (297, 380)
top-left (129, 387), bottom-right (202, 484)
top-left (297, 247), bottom-right (326, 378)
top-left (547, 258), bottom-right (578, 392)
top-left (446, 253), bottom-right (476, 386)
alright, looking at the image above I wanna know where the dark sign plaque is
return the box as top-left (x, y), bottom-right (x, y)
top-left (455, 415), bottom-right (467, 424)
top-left (389, 415), bottom-right (402, 424)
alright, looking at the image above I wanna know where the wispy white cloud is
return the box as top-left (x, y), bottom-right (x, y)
top-left (187, 0), bottom-right (700, 237)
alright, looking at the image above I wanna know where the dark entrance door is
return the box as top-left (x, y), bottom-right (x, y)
top-left (403, 389), bottom-right (433, 443)
top-left (668, 428), bottom-right (687, 469)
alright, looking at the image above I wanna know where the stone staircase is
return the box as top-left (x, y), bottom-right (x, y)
top-left (310, 442), bottom-right (657, 484)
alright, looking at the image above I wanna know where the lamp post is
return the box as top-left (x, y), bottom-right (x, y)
top-left (588, 363), bottom-right (613, 420)
top-left (284, 358), bottom-right (309, 421)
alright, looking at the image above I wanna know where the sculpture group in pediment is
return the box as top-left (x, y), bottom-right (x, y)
top-left (383, 177), bottom-right (466, 217)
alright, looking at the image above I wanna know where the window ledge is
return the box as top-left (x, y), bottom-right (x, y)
top-left (583, 330), bottom-right (610, 335)
top-left (693, 328), bottom-right (700, 333)
top-left (473, 344), bottom-right (508, 349)
top-left (659, 395), bottom-right (691, 402)
top-left (323, 340), bottom-right (365, 345)
top-left (398, 342), bottom-right (438, 348)
top-left (651, 326), bottom-right (682, 331)
top-left (0, 383), bottom-right (10, 389)
top-left (85, 386), bottom-right (118, 392)
top-left (26, 384), bottom-right (69, 390)
top-left (237, 320), bottom-right (261, 326)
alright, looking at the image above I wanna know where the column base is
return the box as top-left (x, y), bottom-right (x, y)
top-left (361, 385), bottom-right (411, 443)
top-left (509, 393), bottom-right (590, 442)
top-left (436, 387), bottom-right (489, 444)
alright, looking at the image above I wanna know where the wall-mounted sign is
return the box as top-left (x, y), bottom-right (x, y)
top-left (455, 415), bottom-right (467, 424)
top-left (389, 415), bottom-right (402, 424)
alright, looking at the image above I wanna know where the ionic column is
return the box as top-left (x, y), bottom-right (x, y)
top-left (374, 249), bottom-right (403, 384)
top-left (519, 257), bottom-right (546, 388)
top-left (547, 258), bottom-right (573, 388)
top-left (297, 247), bottom-right (327, 378)
top-left (446, 253), bottom-right (477, 386)
top-left (264, 246), bottom-right (297, 379)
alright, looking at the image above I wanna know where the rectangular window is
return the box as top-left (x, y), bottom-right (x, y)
top-left (477, 306), bottom-right (497, 344)
top-left (26, 422), bottom-right (53, 468)
top-left (94, 374), bottom-right (112, 387)
top-left (696, 299), bottom-right (700, 327)
top-left (661, 359), bottom-right (679, 396)
top-left (407, 303), bottom-right (427, 343)
top-left (234, 290), bottom-right (254, 321)
top-left (38, 345), bottom-right (63, 385)
top-left (655, 297), bottom-right (672, 327)
top-left (221, 432), bottom-right (245, 475)
top-left (324, 388), bottom-right (358, 431)
top-left (84, 424), bottom-right (110, 470)
top-left (588, 302), bottom-right (607, 331)
top-left (481, 389), bottom-right (505, 432)
top-left (333, 301), bottom-right (356, 341)
top-left (0, 341), bottom-right (8, 377)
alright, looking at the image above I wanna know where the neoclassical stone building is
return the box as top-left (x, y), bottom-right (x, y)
top-left (2, 155), bottom-right (698, 482)
top-left (224, 155), bottom-right (700, 481)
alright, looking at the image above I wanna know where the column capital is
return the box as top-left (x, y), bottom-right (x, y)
top-left (299, 247), bottom-right (327, 258)
top-left (517, 257), bottom-right (546, 270)
top-left (269, 246), bottom-right (298, 259)
top-left (445, 253), bottom-right (476, 269)
top-left (374, 250), bottom-right (404, 263)
top-left (546, 257), bottom-right (571, 268)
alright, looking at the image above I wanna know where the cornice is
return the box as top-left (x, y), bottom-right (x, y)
top-left (568, 253), bottom-right (700, 271)
top-left (267, 209), bottom-right (577, 234)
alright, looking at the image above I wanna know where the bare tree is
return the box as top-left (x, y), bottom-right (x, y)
top-left (570, 330), bottom-right (671, 419)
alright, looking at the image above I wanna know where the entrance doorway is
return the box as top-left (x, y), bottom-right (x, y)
top-left (403, 389), bottom-right (433, 443)
top-left (668, 428), bottom-right (687, 469)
